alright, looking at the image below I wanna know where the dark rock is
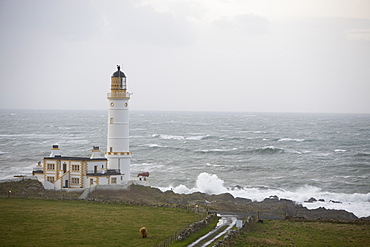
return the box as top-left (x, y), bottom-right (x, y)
top-left (263, 195), bottom-right (279, 203)
top-left (329, 200), bottom-right (342, 204)
top-left (359, 216), bottom-right (370, 221)
top-left (230, 185), bottom-right (244, 190)
top-left (235, 197), bottom-right (252, 203)
top-left (305, 197), bottom-right (317, 203)
top-left (213, 193), bottom-right (235, 201)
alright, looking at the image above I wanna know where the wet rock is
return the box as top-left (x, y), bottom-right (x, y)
top-left (305, 197), bottom-right (317, 203)
top-left (330, 200), bottom-right (342, 204)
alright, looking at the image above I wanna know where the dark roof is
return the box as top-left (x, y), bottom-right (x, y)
top-left (112, 65), bottom-right (126, 78)
top-left (44, 156), bottom-right (107, 161)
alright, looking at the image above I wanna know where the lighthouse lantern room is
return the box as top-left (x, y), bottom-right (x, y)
top-left (105, 65), bottom-right (131, 183)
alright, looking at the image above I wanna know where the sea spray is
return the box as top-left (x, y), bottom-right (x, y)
top-left (168, 173), bottom-right (228, 195)
top-left (196, 172), bottom-right (228, 195)
top-left (160, 172), bottom-right (370, 218)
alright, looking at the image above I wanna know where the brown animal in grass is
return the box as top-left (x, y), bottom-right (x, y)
top-left (139, 227), bottom-right (148, 238)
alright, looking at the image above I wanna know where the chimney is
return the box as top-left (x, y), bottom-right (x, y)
top-left (90, 146), bottom-right (101, 159)
top-left (50, 145), bottom-right (61, 157)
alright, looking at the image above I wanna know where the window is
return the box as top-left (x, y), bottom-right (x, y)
top-left (47, 176), bottom-right (55, 183)
top-left (111, 177), bottom-right (117, 184)
top-left (71, 177), bottom-right (80, 185)
top-left (72, 165), bottom-right (80, 172)
top-left (110, 117), bottom-right (114, 124)
top-left (47, 163), bottom-right (55, 170)
top-left (90, 178), bottom-right (94, 186)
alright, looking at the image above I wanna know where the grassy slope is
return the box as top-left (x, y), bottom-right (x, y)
top-left (0, 198), bottom-right (199, 247)
top-left (233, 219), bottom-right (370, 246)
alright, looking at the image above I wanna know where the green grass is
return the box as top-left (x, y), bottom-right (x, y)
top-left (233, 219), bottom-right (370, 246)
top-left (170, 216), bottom-right (219, 247)
top-left (0, 198), bottom-right (199, 247)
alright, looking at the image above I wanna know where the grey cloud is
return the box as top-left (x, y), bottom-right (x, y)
top-left (103, 2), bottom-right (193, 48)
top-left (213, 14), bottom-right (271, 35)
top-left (0, 0), bottom-right (101, 42)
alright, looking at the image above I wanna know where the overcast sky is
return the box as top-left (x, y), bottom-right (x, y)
top-left (1, 0), bottom-right (369, 113)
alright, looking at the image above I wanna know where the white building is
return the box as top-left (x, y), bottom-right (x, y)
top-left (33, 66), bottom-right (149, 189)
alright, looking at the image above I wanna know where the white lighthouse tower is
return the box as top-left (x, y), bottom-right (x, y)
top-left (105, 65), bottom-right (131, 183)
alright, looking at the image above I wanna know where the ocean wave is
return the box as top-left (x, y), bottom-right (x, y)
top-left (131, 162), bottom-right (165, 172)
top-left (355, 152), bottom-right (370, 157)
top-left (197, 148), bottom-right (238, 153)
top-left (206, 163), bottom-right (223, 167)
top-left (277, 138), bottom-right (305, 142)
top-left (147, 144), bottom-right (167, 148)
top-left (158, 172), bottom-right (370, 218)
top-left (64, 139), bottom-right (90, 145)
top-left (249, 146), bottom-right (287, 154)
top-left (137, 144), bottom-right (191, 152)
top-left (195, 146), bottom-right (309, 155)
top-left (0, 151), bottom-right (9, 155)
top-left (152, 134), bottom-right (211, 140)
top-left (131, 135), bottom-right (147, 138)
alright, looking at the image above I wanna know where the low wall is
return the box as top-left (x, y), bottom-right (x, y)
top-left (155, 213), bottom-right (217, 247)
top-left (213, 216), bottom-right (256, 247)
top-left (79, 182), bottom-right (133, 199)
top-left (177, 213), bottom-right (218, 241)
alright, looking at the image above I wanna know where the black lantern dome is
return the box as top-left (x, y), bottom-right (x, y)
top-left (112, 65), bottom-right (126, 78)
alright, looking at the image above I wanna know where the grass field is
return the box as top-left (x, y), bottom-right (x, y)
top-left (0, 198), bottom-right (199, 247)
top-left (233, 219), bottom-right (370, 246)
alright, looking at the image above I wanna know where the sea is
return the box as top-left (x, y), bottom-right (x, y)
top-left (0, 109), bottom-right (369, 218)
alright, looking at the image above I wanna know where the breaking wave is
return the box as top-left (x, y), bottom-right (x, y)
top-left (194, 146), bottom-right (310, 155)
top-left (251, 146), bottom-right (286, 154)
top-left (152, 134), bottom-right (211, 140)
top-left (159, 172), bottom-right (370, 218)
top-left (277, 138), bottom-right (305, 142)
top-left (197, 148), bottom-right (238, 153)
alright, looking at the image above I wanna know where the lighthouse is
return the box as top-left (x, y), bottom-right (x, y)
top-left (105, 65), bottom-right (131, 182)
top-left (33, 65), bottom-right (150, 189)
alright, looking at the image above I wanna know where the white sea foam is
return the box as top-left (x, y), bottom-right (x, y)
top-left (152, 134), bottom-right (209, 140)
top-left (206, 163), bottom-right (223, 167)
top-left (159, 172), bottom-right (370, 218)
top-left (199, 148), bottom-right (238, 153)
top-left (278, 138), bottom-right (305, 142)
top-left (160, 134), bottom-right (185, 140)
top-left (186, 135), bottom-right (209, 140)
top-left (147, 144), bottom-right (167, 148)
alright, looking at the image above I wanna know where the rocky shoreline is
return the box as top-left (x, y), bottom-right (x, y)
top-left (1, 179), bottom-right (369, 221)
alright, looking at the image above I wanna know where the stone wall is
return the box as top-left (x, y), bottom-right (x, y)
top-left (213, 216), bottom-right (256, 247)
top-left (177, 213), bottom-right (218, 241)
